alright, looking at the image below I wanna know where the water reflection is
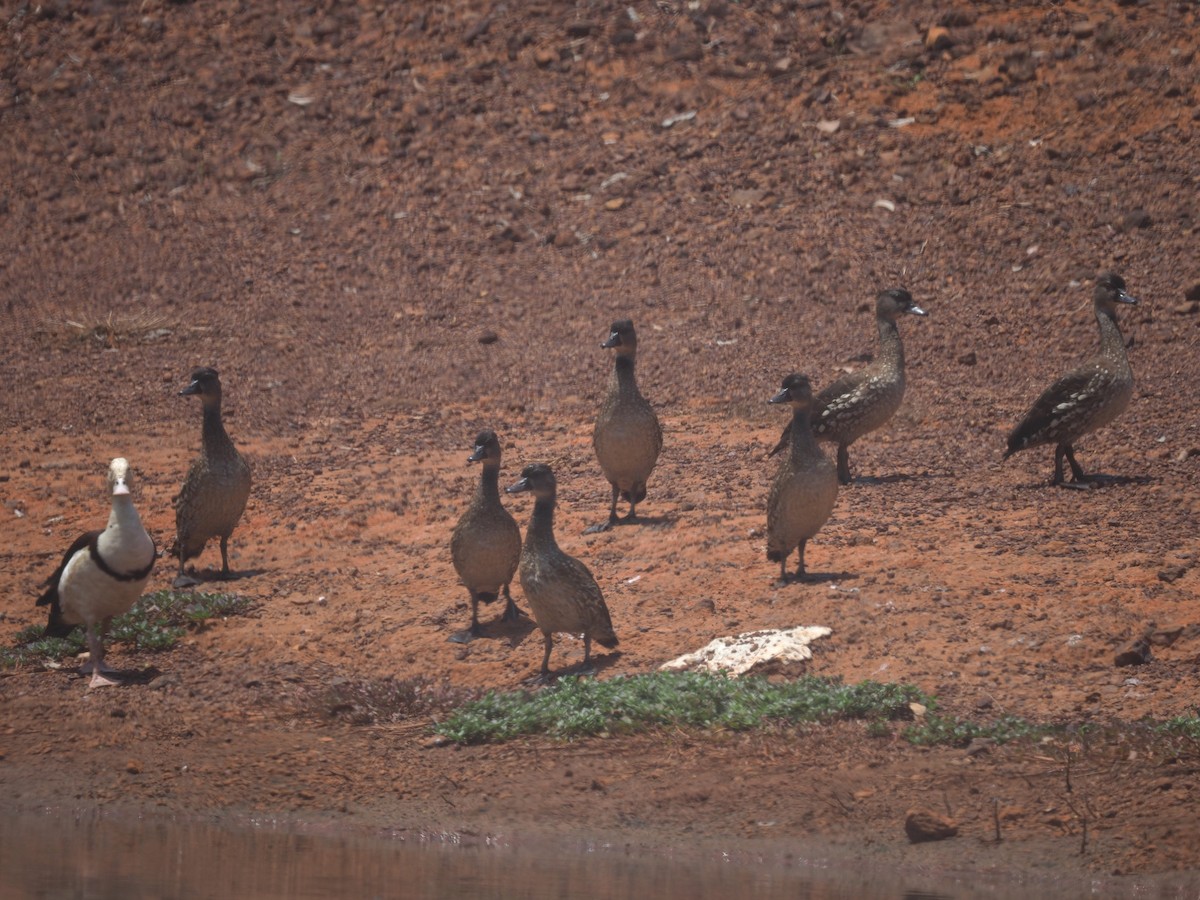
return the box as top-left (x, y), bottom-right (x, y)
top-left (0, 808), bottom-right (1130, 900)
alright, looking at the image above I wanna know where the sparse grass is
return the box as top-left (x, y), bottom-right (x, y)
top-left (904, 713), bottom-right (1048, 747)
top-left (1159, 716), bottom-right (1200, 741)
top-left (0, 589), bottom-right (253, 669)
top-left (434, 672), bottom-right (930, 745)
top-left (40, 309), bottom-right (173, 346)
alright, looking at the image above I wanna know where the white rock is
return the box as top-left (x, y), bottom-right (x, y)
top-left (660, 625), bottom-right (832, 676)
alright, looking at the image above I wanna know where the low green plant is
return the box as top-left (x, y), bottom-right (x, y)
top-left (0, 589), bottom-right (253, 668)
top-left (434, 672), bottom-right (930, 745)
top-left (904, 713), bottom-right (1046, 747)
top-left (1159, 716), bottom-right (1200, 740)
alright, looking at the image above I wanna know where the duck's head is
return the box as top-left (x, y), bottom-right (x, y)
top-left (505, 462), bottom-right (556, 499)
top-left (180, 367), bottom-right (223, 403)
top-left (876, 288), bottom-right (926, 321)
top-left (1094, 272), bottom-right (1138, 315)
top-left (107, 457), bottom-right (132, 497)
top-left (769, 373), bottom-right (815, 411)
top-left (467, 430), bottom-right (502, 465)
top-left (601, 319), bottom-right (639, 355)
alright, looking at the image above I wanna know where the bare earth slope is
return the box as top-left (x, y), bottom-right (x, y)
top-left (2, 0), bottom-right (1199, 884)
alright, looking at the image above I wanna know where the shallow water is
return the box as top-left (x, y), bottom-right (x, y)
top-left (0, 807), bottom-right (1171, 900)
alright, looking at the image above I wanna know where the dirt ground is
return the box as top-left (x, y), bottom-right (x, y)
top-left (3, 0), bottom-right (1200, 887)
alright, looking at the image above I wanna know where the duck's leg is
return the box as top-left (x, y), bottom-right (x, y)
top-left (585, 485), bottom-right (621, 533)
top-left (218, 535), bottom-right (232, 577)
top-left (449, 591), bottom-right (483, 643)
top-left (1055, 444), bottom-right (1093, 489)
top-left (83, 620), bottom-right (120, 688)
top-left (836, 445), bottom-right (852, 485)
top-left (536, 631), bottom-right (555, 682)
top-left (499, 583), bottom-right (525, 622)
top-left (173, 550), bottom-right (200, 589)
top-left (576, 633), bottom-right (597, 676)
top-left (794, 539), bottom-right (809, 582)
top-left (774, 551), bottom-right (792, 587)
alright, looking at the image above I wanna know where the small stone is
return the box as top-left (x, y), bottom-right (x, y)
top-left (924, 26), bottom-right (952, 52)
top-left (1157, 565), bottom-right (1187, 583)
top-left (1174, 301), bottom-right (1199, 315)
top-left (126, 760), bottom-right (142, 775)
top-left (905, 809), bottom-right (959, 843)
top-left (1070, 20), bottom-right (1095, 40)
top-left (1114, 637), bottom-right (1152, 667)
top-left (478, 330), bottom-right (499, 345)
top-left (1185, 283), bottom-right (1200, 303)
top-left (1121, 208), bottom-right (1152, 230)
top-left (957, 350), bottom-right (977, 366)
top-left (604, 197), bottom-right (626, 211)
top-left (965, 737), bottom-right (994, 756)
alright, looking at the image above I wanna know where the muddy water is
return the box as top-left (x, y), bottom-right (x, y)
top-left (0, 808), bottom-right (1110, 899)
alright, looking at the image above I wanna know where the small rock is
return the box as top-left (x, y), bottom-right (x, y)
top-left (149, 673), bottom-right (180, 690)
top-left (1157, 565), bottom-right (1187, 583)
top-left (477, 330), bottom-right (499, 345)
top-left (1070, 20), bottom-right (1095, 40)
top-left (1185, 283), bottom-right (1200, 303)
top-left (965, 737), bottom-right (994, 756)
top-left (905, 809), bottom-right (959, 843)
top-left (1174, 301), bottom-right (1199, 316)
top-left (604, 198), bottom-right (626, 211)
top-left (1175, 447), bottom-right (1200, 462)
top-left (126, 760), bottom-right (142, 775)
top-left (925, 26), bottom-right (953, 52)
top-left (957, 350), bottom-right (977, 366)
top-left (1114, 637), bottom-right (1152, 667)
top-left (1121, 208), bottom-right (1152, 230)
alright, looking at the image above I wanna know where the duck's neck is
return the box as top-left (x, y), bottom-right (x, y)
top-left (1096, 307), bottom-right (1130, 371)
top-left (611, 354), bottom-right (641, 400)
top-left (789, 406), bottom-right (821, 462)
top-left (202, 401), bottom-right (236, 454)
top-left (106, 494), bottom-right (144, 534)
top-left (526, 496), bottom-right (559, 550)
top-left (876, 316), bottom-right (904, 370)
top-left (477, 464), bottom-right (502, 504)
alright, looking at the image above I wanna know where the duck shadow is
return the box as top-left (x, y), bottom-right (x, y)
top-left (526, 650), bottom-right (622, 685)
top-left (774, 570), bottom-right (858, 587)
top-left (583, 514), bottom-right (677, 535)
top-left (1015, 472), bottom-right (1154, 491)
top-left (852, 471), bottom-right (950, 486)
top-left (493, 614), bottom-right (538, 648)
top-left (172, 567), bottom-right (267, 589)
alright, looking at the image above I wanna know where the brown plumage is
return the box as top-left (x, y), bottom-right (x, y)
top-left (173, 367), bottom-right (252, 585)
top-left (1005, 272), bottom-right (1138, 486)
top-left (591, 319), bottom-right (663, 531)
top-left (506, 463), bottom-right (618, 680)
top-left (770, 288), bottom-right (926, 484)
top-left (766, 374), bottom-right (839, 584)
top-left (449, 430), bottom-right (524, 643)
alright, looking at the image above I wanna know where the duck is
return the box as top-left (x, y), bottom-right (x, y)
top-left (173, 367), bottom-right (252, 587)
top-left (36, 458), bottom-right (156, 687)
top-left (589, 318), bottom-right (663, 532)
top-left (766, 374), bottom-right (839, 584)
top-left (1004, 272), bottom-right (1138, 486)
top-left (506, 463), bottom-right (619, 680)
top-left (449, 430), bottom-right (524, 643)
top-left (770, 288), bottom-right (926, 484)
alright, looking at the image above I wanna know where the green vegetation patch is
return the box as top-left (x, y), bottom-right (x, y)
top-left (904, 712), bottom-right (1049, 747)
top-left (434, 672), bottom-right (930, 745)
top-left (0, 589), bottom-right (253, 668)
